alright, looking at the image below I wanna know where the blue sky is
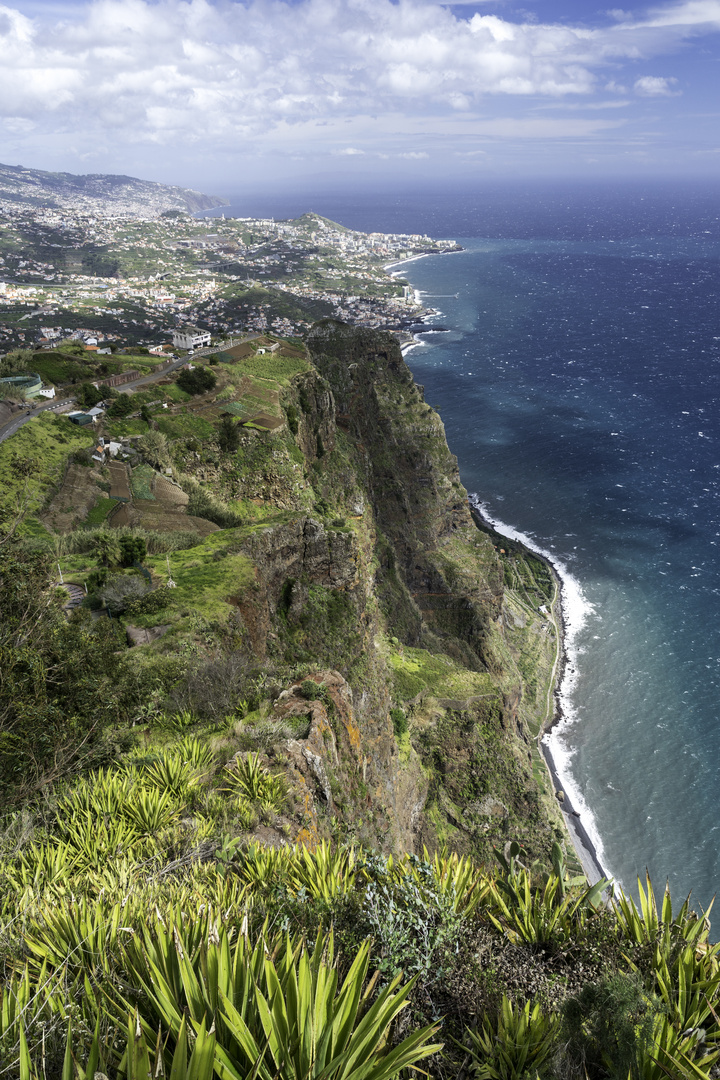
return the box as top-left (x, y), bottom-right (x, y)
top-left (1, 0), bottom-right (719, 193)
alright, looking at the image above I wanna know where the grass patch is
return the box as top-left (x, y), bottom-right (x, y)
top-left (31, 353), bottom-right (95, 385)
top-left (131, 464), bottom-right (156, 500)
top-left (226, 354), bottom-right (309, 385)
top-left (231, 499), bottom-right (283, 523)
top-left (104, 418), bottom-right (147, 438)
top-left (0, 413), bottom-right (92, 520)
top-left (387, 643), bottom-right (495, 701)
top-left (86, 496), bottom-right (116, 525)
top-left (155, 414), bottom-right (215, 440)
top-left (146, 533), bottom-right (255, 619)
top-left (218, 401), bottom-right (250, 417)
top-left (163, 384), bottom-right (193, 403)
top-left (114, 353), bottom-right (166, 370)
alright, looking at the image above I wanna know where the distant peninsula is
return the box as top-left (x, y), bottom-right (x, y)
top-left (0, 165), bottom-right (459, 352)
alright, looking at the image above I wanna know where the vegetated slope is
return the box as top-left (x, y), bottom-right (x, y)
top-left (0, 160), bottom-right (226, 214)
top-left (1, 322), bottom-right (565, 859)
top-left (2, 323), bottom-right (718, 1080)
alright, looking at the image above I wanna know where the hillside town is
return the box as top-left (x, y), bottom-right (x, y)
top-left (0, 167), bottom-right (460, 352)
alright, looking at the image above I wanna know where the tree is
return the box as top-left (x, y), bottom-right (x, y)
top-left (0, 348), bottom-right (34, 379)
top-left (108, 394), bottom-right (134, 417)
top-left (77, 382), bottom-right (104, 409)
top-left (217, 415), bottom-right (240, 453)
top-left (176, 366), bottom-right (217, 395)
top-left (119, 535), bottom-right (147, 567)
top-left (91, 530), bottom-right (121, 568)
top-left (137, 429), bottom-right (170, 470)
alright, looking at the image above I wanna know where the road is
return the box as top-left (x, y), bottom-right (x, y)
top-left (0, 335), bottom-right (258, 446)
top-left (0, 356), bottom-right (189, 445)
top-left (0, 396), bottom-right (76, 444)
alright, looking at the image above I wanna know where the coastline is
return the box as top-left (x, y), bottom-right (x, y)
top-left (383, 253), bottom-right (432, 270)
top-left (468, 497), bottom-right (610, 887)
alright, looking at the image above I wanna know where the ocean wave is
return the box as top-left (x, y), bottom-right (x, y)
top-left (468, 495), bottom-right (612, 880)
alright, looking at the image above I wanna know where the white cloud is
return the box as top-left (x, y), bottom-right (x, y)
top-left (0, 0), bottom-right (706, 166)
top-left (634, 74), bottom-right (681, 92)
top-left (639, 0), bottom-right (720, 27)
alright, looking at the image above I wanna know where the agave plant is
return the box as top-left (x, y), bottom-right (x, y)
top-left (55, 768), bottom-right (137, 820)
top-left (614, 874), bottom-right (714, 964)
top-left (13, 1012), bottom-right (218, 1080)
top-left (144, 752), bottom-right (200, 798)
top-left (486, 863), bottom-right (607, 947)
top-left (230, 842), bottom-right (291, 893)
top-left (465, 995), bottom-right (560, 1080)
top-left (7, 839), bottom-right (82, 892)
top-left (408, 847), bottom-right (491, 918)
top-left (22, 896), bottom-right (135, 983)
top-left (289, 840), bottom-right (358, 901)
top-left (178, 735), bottom-right (215, 770)
top-left (223, 752), bottom-right (285, 812)
top-left (122, 786), bottom-right (180, 836)
top-left (108, 919), bottom-right (442, 1080)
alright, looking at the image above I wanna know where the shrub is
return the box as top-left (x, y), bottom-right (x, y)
top-left (299, 679), bottom-right (324, 700)
top-left (181, 475), bottom-right (244, 528)
top-left (390, 707), bottom-right (408, 737)
top-left (100, 572), bottom-right (149, 615)
top-left (560, 973), bottom-right (660, 1080)
top-left (217, 415), bottom-right (240, 453)
top-left (107, 395), bottom-right (133, 417)
top-left (286, 404), bottom-right (299, 435)
top-left (176, 366), bottom-right (217, 395)
top-left (125, 585), bottom-right (172, 616)
top-left (362, 857), bottom-right (464, 987)
top-left (171, 652), bottom-right (256, 720)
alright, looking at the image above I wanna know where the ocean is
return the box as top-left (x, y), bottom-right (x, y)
top-left (210, 182), bottom-right (720, 908)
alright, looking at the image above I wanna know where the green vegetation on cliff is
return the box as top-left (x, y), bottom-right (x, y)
top-left (2, 322), bottom-right (717, 1078)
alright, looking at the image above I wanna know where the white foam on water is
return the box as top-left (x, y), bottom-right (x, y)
top-left (383, 254), bottom-right (432, 271)
top-left (469, 495), bottom-right (613, 881)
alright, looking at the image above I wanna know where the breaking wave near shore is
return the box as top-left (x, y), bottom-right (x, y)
top-left (468, 495), bottom-right (611, 881)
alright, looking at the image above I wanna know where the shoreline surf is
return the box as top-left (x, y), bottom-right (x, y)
top-left (468, 496), bottom-right (611, 887)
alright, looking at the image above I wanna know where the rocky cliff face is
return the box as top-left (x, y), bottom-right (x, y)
top-left (202, 321), bottom-right (568, 866)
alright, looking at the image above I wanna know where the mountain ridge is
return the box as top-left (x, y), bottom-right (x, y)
top-left (0, 160), bottom-right (226, 216)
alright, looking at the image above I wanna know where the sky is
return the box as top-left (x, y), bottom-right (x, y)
top-left (1, 0), bottom-right (720, 195)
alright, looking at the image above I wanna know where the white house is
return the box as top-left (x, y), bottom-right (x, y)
top-left (172, 326), bottom-right (211, 350)
top-left (37, 386), bottom-right (56, 399)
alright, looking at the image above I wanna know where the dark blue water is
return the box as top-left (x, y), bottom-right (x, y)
top-left (211, 183), bottom-right (720, 907)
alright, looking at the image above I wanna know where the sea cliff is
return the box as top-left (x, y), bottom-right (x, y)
top-left (2, 321), bottom-right (719, 1078)
top-left (1, 321), bottom-right (716, 1080)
